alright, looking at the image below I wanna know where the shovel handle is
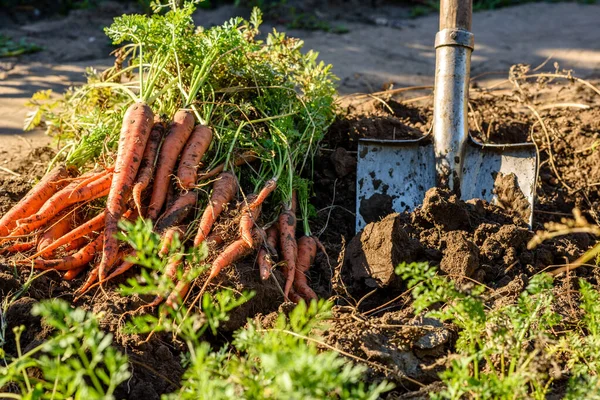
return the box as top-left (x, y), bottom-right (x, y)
top-left (439, 0), bottom-right (472, 31)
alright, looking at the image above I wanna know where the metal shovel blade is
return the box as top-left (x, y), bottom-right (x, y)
top-left (355, 137), bottom-right (537, 232)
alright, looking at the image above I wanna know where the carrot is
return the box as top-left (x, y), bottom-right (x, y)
top-left (177, 125), bottom-right (213, 189)
top-left (206, 231), bottom-right (225, 247)
top-left (293, 236), bottom-right (318, 301)
top-left (26, 211), bottom-right (105, 260)
top-left (158, 225), bottom-right (186, 257)
top-left (13, 173), bottom-right (112, 237)
top-left (63, 265), bottom-right (86, 280)
top-left (98, 102), bottom-right (154, 281)
top-left (196, 228), bottom-right (259, 302)
top-left (155, 191), bottom-right (197, 233)
top-left (0, 165), bottom-right (71, 237)
top-left (18, 233), bottom-right (103, 271)
top-left (0, 240), bottom-right (36, 254)
top-left (150, 256), bottom-right (184, 308)
top-left (193, 172), bottom-right (238, 247)
top-left (288, 288), bottom-right (304, 304)
top-left (76, 209), bottom-right (138, 294)
top-left (37, 214), bottom-right (73, 253)
top-left (250, 178), bottom-right (277, 210)
top-left (165, 261), bottom-right (190, 310)
top-left (76, 249), bottom-right (136, 293)
top-left (279, 199), bottom-right (297, 298)
top-left (146, 110), bottom-right (195, 220)
top-left (258, 224), bottom-right (279, 281)
top-left (197, 151), bottom-right (257, 182)
top-left (63, 236), bottom-right (90, 253)
top-left (132, 121), bottom-right (165, 215)
top-left (103, 249), bottom-right (137, 281)
top-left (70, 168), bottom-right (114, 194)
top-left (239, 194), bottom-right (260, 248)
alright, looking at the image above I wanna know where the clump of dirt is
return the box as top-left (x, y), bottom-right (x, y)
top-left (341, 187), bottom-right (588, 297)
top-left (327, 187), bottom-right (591, 388)
top-left (493, 172), bottom-right (532, 222)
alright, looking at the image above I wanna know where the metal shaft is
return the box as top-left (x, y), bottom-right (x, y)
top-left (433, 0), bottom-right (474, 193)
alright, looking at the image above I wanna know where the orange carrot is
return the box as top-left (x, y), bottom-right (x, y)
top-left (146, 110), bottom-right (195, 220)
top-left (196, 228), bottom-right (259, 300)
top-left (279, 200), bottom-right (297, 298)
top-left (155, 191), bottom-right (197, 233)
top-left (0, 165), bottom-right (71, 237)
top-left (193, 172), bottom-right (238, 247)
top-left (250, 178), bottom-right (277, 210)
top-left (293, 236), bottom-right (318, 301)
top-left (258, 224), bottom-right (279, 281)
top-left (76, 209), bottom-right (138, 294)
top-left (18, 233), bottom-right (103, 270)
top-left (165, 261), bottom-right (190, 310)
top-left (63, 265), bottom-right (86, 280)
top-left (206, 231), bottom-right (225, 247)
top-left (177, 125), bottom-right (213, 189)
top-left (102, 249), bottom-right (137, 281)
top-left (150, 256), bottom-right (184, 308)
top-left (0, 240), bottom-right (36, 254)
top-left (63, 236), bottom-right (90, 253)
top-left (13, 173), bottom-right (112, 237)
top-left (158, 225), bottom-right (186, 257)
top-left (70, 168), bottom-right (113, 194)
top-left (239, 194), bottom-right (261, 248)
top-left (99, 102), bottom-right (154, 281)
top-left (132, 121), bottom-right (165, 215)
top-left (197, 151), bottom-right (257, 182)
top-left (37, 214), bottom-right (73, 253)
top-left (26, 211), bottom-right (105, 260)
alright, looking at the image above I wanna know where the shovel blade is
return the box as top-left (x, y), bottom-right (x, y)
top-left (356, 139), bottom-right (435, 231)
top-left (356, 139), bottom-right (537, 232)
top-left (461, 142), bottom-right (537, 226)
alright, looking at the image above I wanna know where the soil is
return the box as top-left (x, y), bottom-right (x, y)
top-left (1, 2), bottom-right (600, 399)
top-left (1, 75), bottom-right (599, 399)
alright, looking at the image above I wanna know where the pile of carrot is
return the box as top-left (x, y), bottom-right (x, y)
top-left (0, 103), bottom-right (321, 308)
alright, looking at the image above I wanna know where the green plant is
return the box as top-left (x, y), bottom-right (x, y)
top-left (561, 279), bottom-right (600, 398)
top-left (165, 299), bottom-right (394, 399)
top-left (27, 3), bottom-right (336, 227)
top-left (0, 300), bottom-right (130, 399)
top-left (397, 262), bottom-right (561, 399)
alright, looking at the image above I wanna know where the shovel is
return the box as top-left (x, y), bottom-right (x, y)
top-left (355, 0), bottom-right (537, 231)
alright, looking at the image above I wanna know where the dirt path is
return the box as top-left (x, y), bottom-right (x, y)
top-left (1, 2), bottom-right (599, 145)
